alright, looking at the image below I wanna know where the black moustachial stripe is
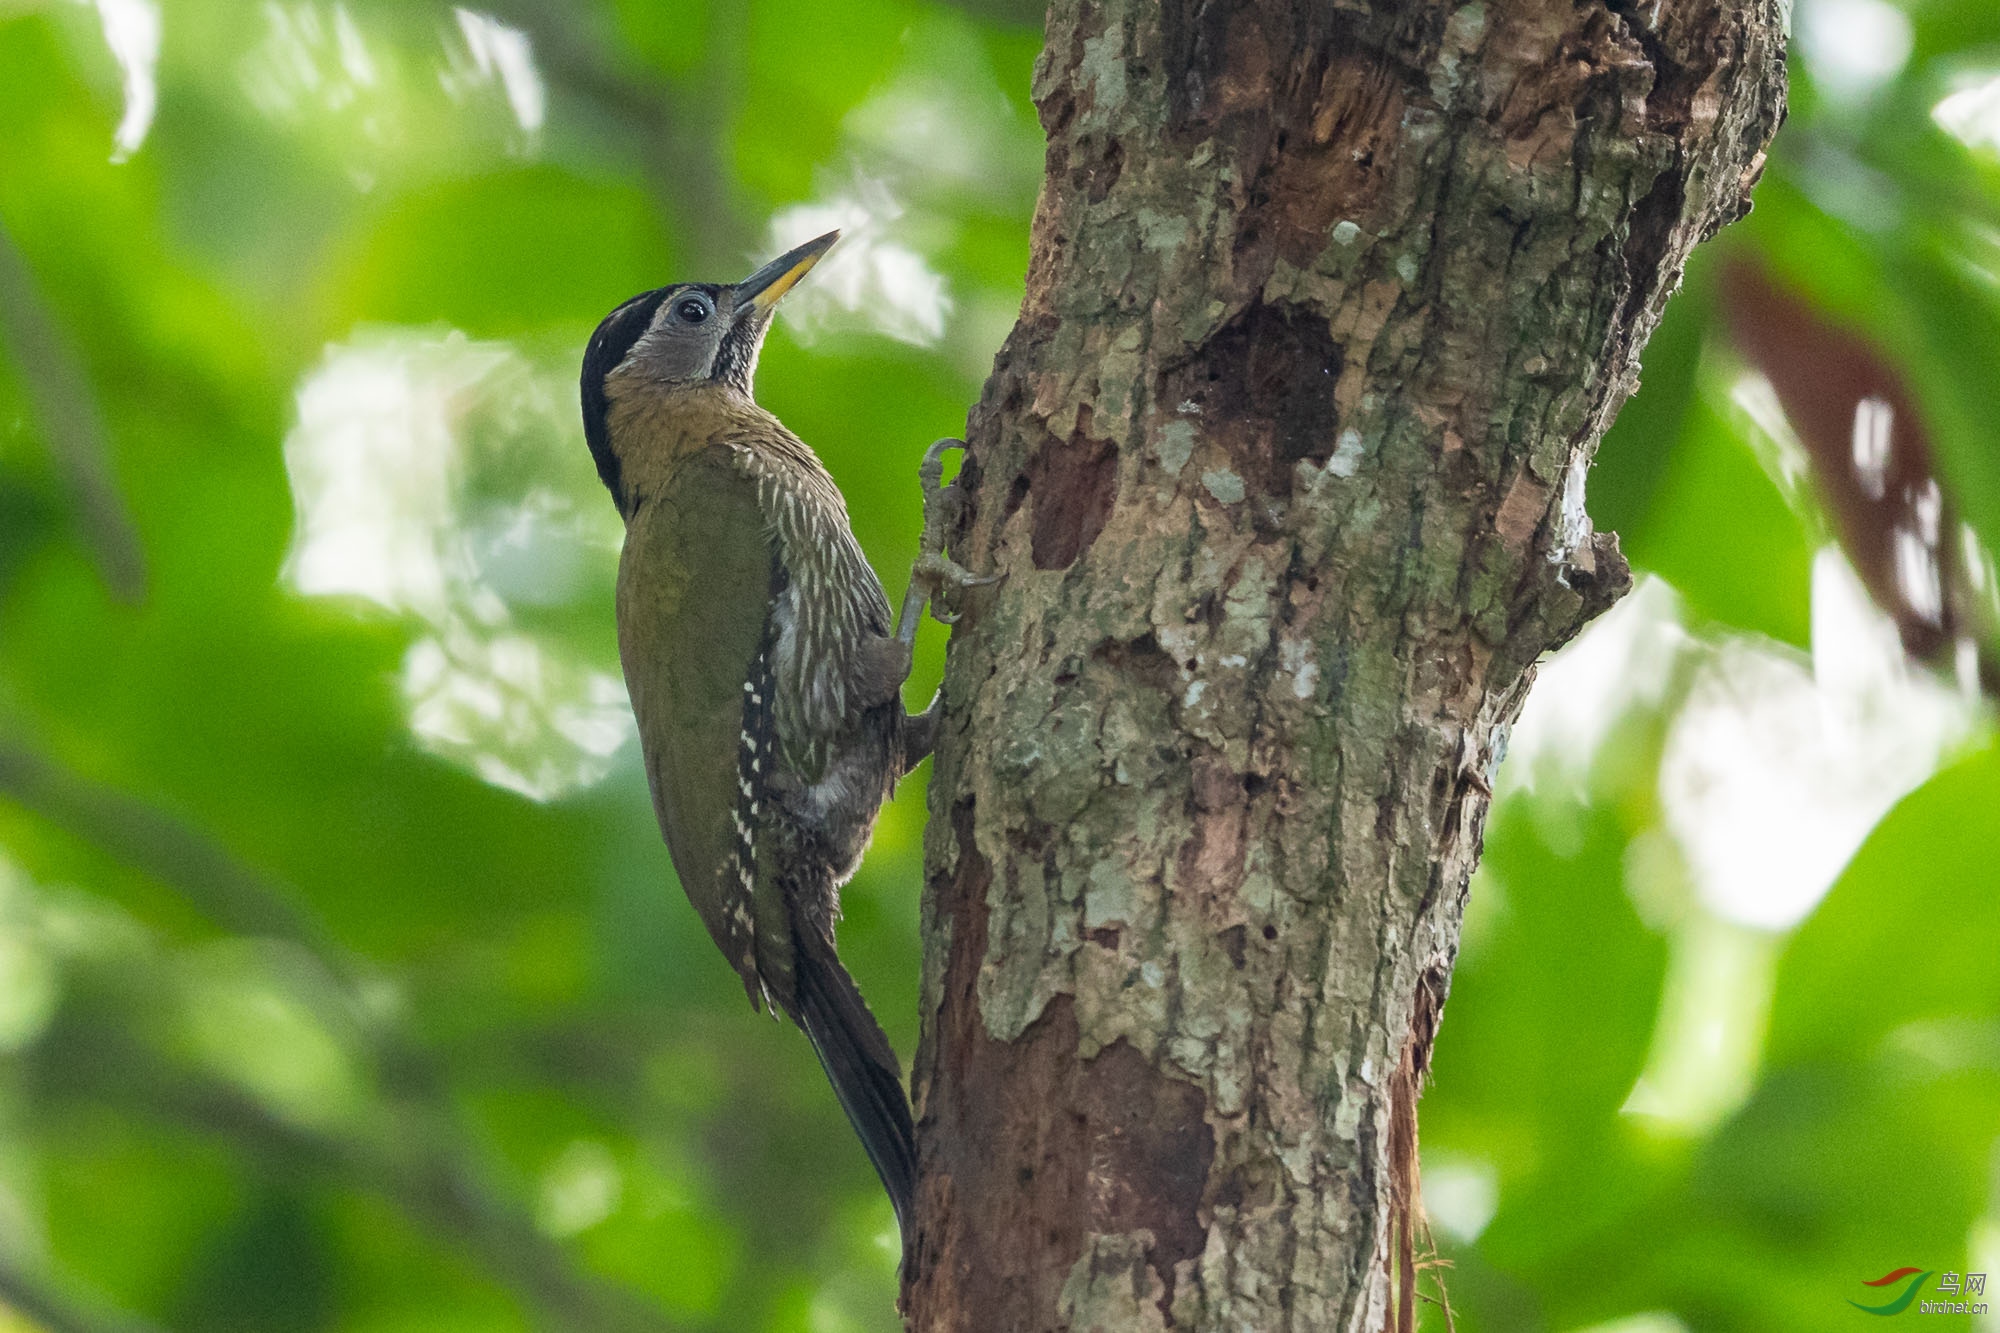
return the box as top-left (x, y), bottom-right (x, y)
top-left (579, 287), bottom-right (669, 514)
top-left (712, 309), bottom-right (769, 396)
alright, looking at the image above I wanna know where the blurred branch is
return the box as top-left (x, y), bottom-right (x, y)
top-left (0, 738), bottom-right (341, 955)
top-left (37, 1008), bottom-right (679, 1333)
top-left (0, 735), bottom-right (432, 1092)
top-left (0, 735), bottom-right (676, 1331)
top-left (0, 1251), bottom-right (169, 1333)
top-left (0, 221), bottom-right (146, 604)
top-left (479, 0), bottom-right (747, 271)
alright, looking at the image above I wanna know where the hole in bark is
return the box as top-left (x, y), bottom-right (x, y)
top-left (1027, 407), bottom-right (1118, 570)
top-left (1086, 138), bottom-right (1124, 202)
top-left (1261, 924), bottom-right (1278, 942)
top-left (1093, 633), bottom-right (1179, 699)
top-left (1162, 301), bottom-right (1343, 500)
top-left (1002, 472), bottom-right (1030, 525)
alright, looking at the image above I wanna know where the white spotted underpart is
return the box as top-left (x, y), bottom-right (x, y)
top-left (726, 630), bottom-right (780, 990)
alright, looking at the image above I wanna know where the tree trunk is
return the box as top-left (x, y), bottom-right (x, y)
top-left (903, 1), bottom-right (1785, 1329)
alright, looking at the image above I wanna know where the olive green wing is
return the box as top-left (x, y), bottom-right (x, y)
top-left (615, 445), bottom-right (790, 1010)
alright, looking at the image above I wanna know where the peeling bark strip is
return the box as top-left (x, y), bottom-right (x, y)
top-left (909, 3), bottom-right (1783, 1329)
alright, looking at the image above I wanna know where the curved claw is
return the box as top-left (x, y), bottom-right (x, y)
top-left (919, 437), bottom-right (966, 493)
top-left (928, 570), bottom-right (1003, 626)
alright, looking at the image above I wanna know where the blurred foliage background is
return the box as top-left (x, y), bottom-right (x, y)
top-left (0, 0), bottom-right (1995, 1330)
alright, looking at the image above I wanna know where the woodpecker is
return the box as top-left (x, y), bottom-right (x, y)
top-left (578, 231), bottom-right (968, 1237)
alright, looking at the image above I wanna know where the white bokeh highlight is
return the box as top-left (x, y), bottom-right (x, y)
top-left (1728, 372), bottom-right (1816, 506)
top-left (282, 330), bottom-right (631, 802)
top-left (840, 21), bottom-right (1042, 204)
top-left (1623, 914), bottom-right (1779, 1134)
top-left (77, 0), bottom-right (162, 161)
top-left (1935, 72), bottom-right (2000, 155)
top-left (765, 185), bottom-right (952, 348)
top-left (445, 9), bottom-right (544, 138)
top-left (1504, 576), bottom-right (1689, 793)
top-left (240, 2), bottom-right (546, 184)
top-left (755, 15), bottom-right (1041, 357)
top-left (241, 2), bottom-right (379, 122)
top-left (537, 1139), bottom-right (622, 1238)
top-left (1658, 549), bottom-right (1973, 931)
top-left (1420, 1153), bottom-right (1499, 1243)
top-left (1796, 0), bottom-right (1914, 102)
top-left (1564, 1316), bottom-right (1692, 1333)
top-left (1851, 394), bottom-right (1893, 501)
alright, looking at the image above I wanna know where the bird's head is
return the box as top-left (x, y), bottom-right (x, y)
top-left (579, 231), bottom-right (837, 509)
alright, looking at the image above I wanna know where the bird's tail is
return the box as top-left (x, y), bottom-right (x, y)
top-left (793, 925), bottom-right (918, 1238)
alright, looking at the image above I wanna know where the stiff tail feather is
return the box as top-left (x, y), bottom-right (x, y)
top-left (793, 927), bottom-right (918, 1238)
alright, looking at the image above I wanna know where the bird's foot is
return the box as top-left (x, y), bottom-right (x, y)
top-left (909, 552), bottom-right (993, 628)
top-left (896, 438), bottom-right (997, 645)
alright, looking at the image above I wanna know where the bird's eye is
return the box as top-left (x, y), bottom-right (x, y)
top-left (676, 297), bottom-right (711, 324)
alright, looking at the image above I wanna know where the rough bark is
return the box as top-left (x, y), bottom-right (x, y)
top-left (904, 2), bottom-right (1785, 1330)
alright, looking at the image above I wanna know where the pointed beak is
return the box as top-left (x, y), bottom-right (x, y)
top-left (733, 230), bottom-right (839, 319)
